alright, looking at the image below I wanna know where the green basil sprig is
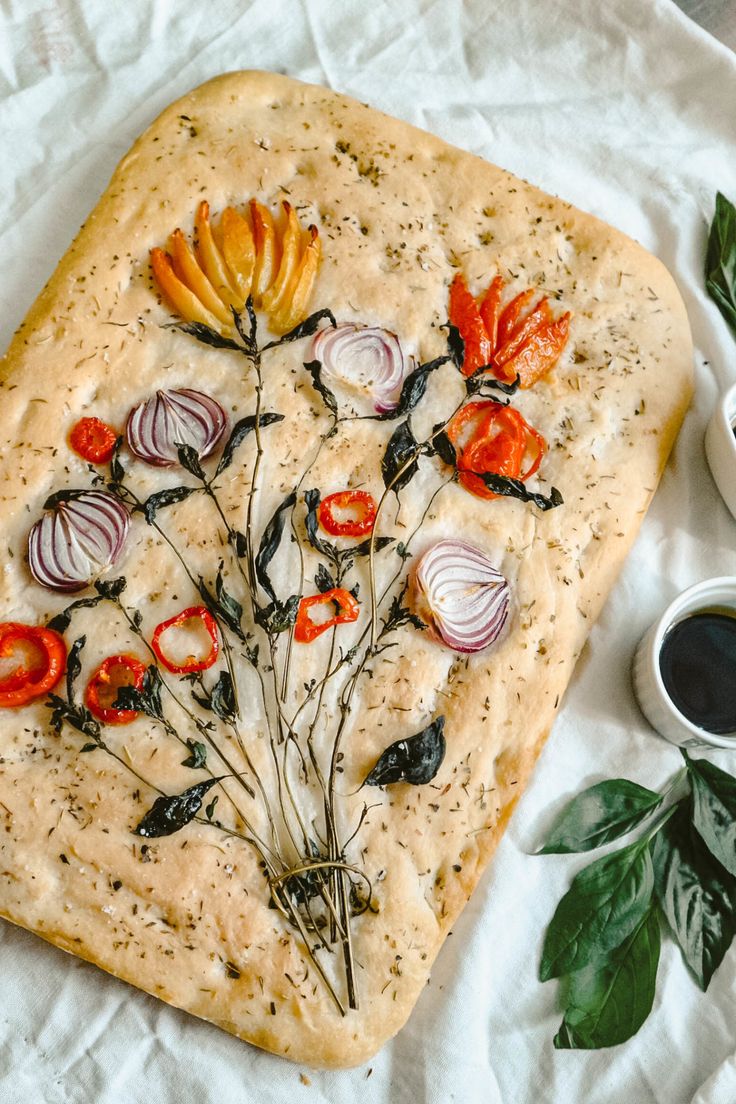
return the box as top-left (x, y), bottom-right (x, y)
top-left (538, 751), bottom-right (736, 1049)
top-left (705, 191), bottom-right (736, 334)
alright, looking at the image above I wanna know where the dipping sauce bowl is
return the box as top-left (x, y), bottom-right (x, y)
top-left (633, 577), bottom-right (736, 749)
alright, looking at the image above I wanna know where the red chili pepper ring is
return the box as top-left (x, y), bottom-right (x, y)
top-left (151, 606), bottom-right (220, 674)
top-left (318, 490), bottom-right (377, 538)
top-left (295, 588), bottom-right (360, 644)
top-left (0, 623), bottom-right (67, 708)
top-left (85, 654), bottom-right (148, 725)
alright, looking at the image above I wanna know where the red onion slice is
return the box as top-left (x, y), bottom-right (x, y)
top-left (312, 324), bottom-right (411, 413)
top-left (126, 388), bottom-right (227, 467)
top-left (413, 539), bottom-right (510, 653)
top-left (28, 491), bottom-right (130, 592)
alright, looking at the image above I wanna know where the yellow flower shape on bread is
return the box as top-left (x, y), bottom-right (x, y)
top-left (150, 199), bottom-right (321, 335)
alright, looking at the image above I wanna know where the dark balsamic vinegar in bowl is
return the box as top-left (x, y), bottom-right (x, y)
top-left (659, 609), bottom-right (736, 736)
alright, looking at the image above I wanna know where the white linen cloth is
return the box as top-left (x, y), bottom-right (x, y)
top-left (1, 1), bottom-right (736, 1100)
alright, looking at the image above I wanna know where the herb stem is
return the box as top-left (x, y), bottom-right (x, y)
top-left (368, 404), bottom-right (465, 648)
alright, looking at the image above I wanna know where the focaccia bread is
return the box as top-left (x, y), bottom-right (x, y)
top-left (0, 71), bottom-right (692, 1068)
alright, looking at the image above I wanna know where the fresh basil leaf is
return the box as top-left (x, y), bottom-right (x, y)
top-left (261, 308), bottom-right (336, 350)
top-left (652, 799), bottom-right (736, 990)
top-left (172, 321), bottom-right (243, 350)
top-left (181, 739), bottom-right (207, 769)
top-left (94, 576), bottom-right (127, 601)
top-left (256, 594), bottom-right (301, 635)
top-left (133, 777), bottom-right (223, 838)
top-left (539, 780), bottom-right (664, 855)
top-left (230, 529), bottom-right (248, 558)
top-left (215, 567), bottom-right (243, 635)
top-left (539, 840), bottom-right (654, 981)
top-left (210, 671), bottom-right (237, 723)
top-left (232, 297), bottom-right (258, 353)
top-left (430, 427), bottom-right (457, 468)
top-left (381, 420), bottom-right (420, 494)
top-left (256, 491), bottom-right (296, 603)
top-left (466, 371), bottom-right (521, 397)
top-left (176, 444), bottom-right (206, 481)
top-left (314, 563), bottom-right (336, 593)
top-left (109, 436), bottom-right (126, 485)
top-left (382, 581), bottom-right (426, 634)
top-left (374, 354), bottom-right (450, 421)
top-left (65, 635), bottom-right (86, 702)
top-left (686, 753), bottom-right (736, 877)
top-left (196, 573), bottom-right (245, 641)
top-left (304, 489), bottom-right (339, 562)
top-left (141, 485), bottom-right (198, 524)
top-left (363, 717), bottom-right (445, 787)
top-left (47, 596), bottom-right (104, 634)
top-left (46, 694), bottom-right (100, 739)
top-left (344, 535), bottom-right (394, 561)
top-left (114, 665), bottom-right (164, 721)
top-left (554, 906), bottom-right (661, 1049)
top-left (215, 413), bottom-right (284, 476)
top-left (705, 191), bottom-right (736, 334)
top-left (304, 360), bottom-right (338, 419)
top-left (442, 321), bottom-right (464, 369)
top-left (43, 488), bottom-right (86, 511)
top-left (481, 472), bottom-right (563, 511)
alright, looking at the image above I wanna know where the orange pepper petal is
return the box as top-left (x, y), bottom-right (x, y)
top-left (479, 275), bottom-right (505, 355)
top-left (503, 313), bottom-right (571, 389)
top-left (150, 248), bottom-right (223, 330)
top-left (449, 274), bottom-right (493, 377)
top-left (168, 230), bottom-right (233, 326)
top-left (494, 297), bottom-right (552, 368)
top-left (250, 200), bottom-right (279, 304)
top-left (496, 289), bottom-right (536, 348)
top-left (195, 200), bottom-right (242, 311)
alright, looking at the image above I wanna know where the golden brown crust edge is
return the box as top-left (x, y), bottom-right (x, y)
top-left (0, 71), bottom-right (693, 1068)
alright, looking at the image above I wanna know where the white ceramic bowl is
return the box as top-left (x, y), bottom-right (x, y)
top-left (705, 381), bottom-right (736, 522)
top-left (632, 576), bottom-right (736, 749)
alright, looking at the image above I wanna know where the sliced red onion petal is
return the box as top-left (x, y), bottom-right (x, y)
top-left (414, 539), bottom-right (510, 653)
top-left (127, 388), bottom-right (227, 467)
top-left (312, 324), bottom-right (410, 413)
top-left (28, 490), bottom-right (130, 592)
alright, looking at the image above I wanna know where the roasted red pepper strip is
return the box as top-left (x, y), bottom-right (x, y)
top-left (503, 312), bottom-right (571, 389)
top-left (479, 275), bottom-right (505, 355)
top-left (449, 273), bottom-right (492, 378)
top-left (318, 490), bottom-right (377, 538)
top-left (494, 297), bottom-right (552, 369)
top-left (151, 606), bottom-right (219, 674)
top-left (496, 289), bottom-right (536, 349)
top-left (447, 401), bottom-right (547, 500)
top-left (295, 588), bottom-right (360, 644)
top-left (69, 417), bottom-right (118, 464)
top-left (85, 654), bottom-right (147, 725)
top-left (0, 623), bottom-right (66, 707)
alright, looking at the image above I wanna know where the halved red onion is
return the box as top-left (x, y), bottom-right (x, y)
top-left (28, 491), bottom-right (130, 592)
top-left (413, 539), bottom-right (510, 653)
top-left (312, 324), bottom-right (411, 413)
top-left (126, 388), bottom-right (227, 467)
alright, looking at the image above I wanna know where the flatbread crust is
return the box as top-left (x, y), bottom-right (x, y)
top-left (0, 71), bottom-right (692, 1067)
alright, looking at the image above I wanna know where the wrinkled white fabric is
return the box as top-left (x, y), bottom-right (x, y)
top-left (1, 1), bottom-right (735, 1101)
